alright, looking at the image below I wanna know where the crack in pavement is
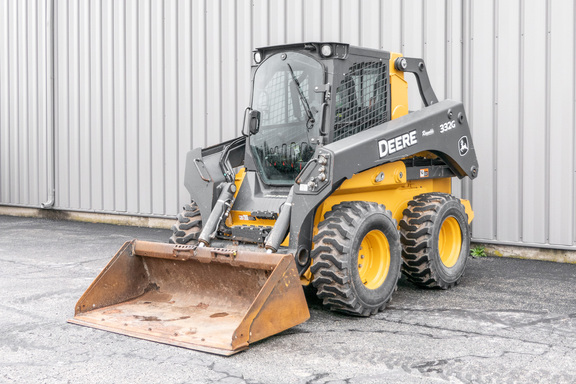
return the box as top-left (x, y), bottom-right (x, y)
top-left (373, 315), bottom-right (558, 349)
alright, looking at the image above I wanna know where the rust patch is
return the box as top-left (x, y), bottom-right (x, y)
top-left (133, 315), bottom-right (190, 322)
top-left (210, 312), bottom-right (229, 318)
top-left (102, 309), bottom-right (122, 315)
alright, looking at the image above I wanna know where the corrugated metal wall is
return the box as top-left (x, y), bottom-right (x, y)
top-left (0, 0), bottom-right (53, 208)
top-left (1, 0), bottom-right (575, 249)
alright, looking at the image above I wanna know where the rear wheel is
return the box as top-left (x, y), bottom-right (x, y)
top-left (310, 201), bottom-right (402, 316)
top-left (399, 193), bottom-right (470, 289)
top-left (169, 202), bottom-right (203, 244)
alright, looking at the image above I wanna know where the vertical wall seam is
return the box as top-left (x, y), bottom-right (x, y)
top-left (34, 0), bottom-right (40, 204)
top-left (50, 0), bottom-right (56, 207)
top-left (467, 0), bottom-right (473, 205)
top-left (300, 0), bottom-right (304, 45)
top-left (203, 0), bottom-right (207, 146)
top-left (357, 0), bottom-right (361, 45)
top-left (283, 0), bottom-right (287, 43)
top-left (233, 0), bottom-right (238, 137)
top-left (148, 0), bottom-right (153, 212)
top-left (21, 0), bottom-right (27, 204)
top-left (422, 0), bottom-right (427, 64)
top-left (573, 0), bottom-right (576, 245)
top-left (16, 1), bottom-right (20, 203)
top-left (218, 0), bottom-right (222, 143)
top-left (251, 0), bottom-right (255, 49)
top-left (99, 0), bottom-right (104, 209)
top-left (174, 0), bottom-right (180, 213)
top-left (111, 0), bottom-right (116, 211)
top-left (266, 0), bottom-right (270, 44)
top-left (123, 0), bottom-right (128, 211)
top-left (25, 0), bottom-right (31, 203)
top-left (161, 0), bottom-right (166, 214)
top-left (518, 0), bottom-right (524, 242)
top-left (87, 0), bottom-right (92, 208)
top-left (400, 0), bottom-right (404, 52)
top-left (189, 0), bottom-right (193, 149)
top-left (76, 0), bottom-right (81, 208)
top-left (341, 0), bottom-right (344, 44)
top-left (545, 0), bottom-right (551, 243)
top-left (461, 0), bottom-right (472, 204)
top-left (66, 0), bottom-right (70, 207)
top-left (136, 0), bottom-right (140, 212)
top-left (16, 0), bottom-right (20, 202)
top-left (6, 0), bottom-right (12, 203)
top-left (445, 0), bottom-right (452, 100)
top-left (378, 0), bottom-right (382, 49)
top-left (492, 0), bottom-right (499, 240)
top-left (22, 0), bottom-right (26, 203)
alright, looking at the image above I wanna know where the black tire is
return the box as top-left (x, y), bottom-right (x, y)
top-left (169, 202), bottom-right (203, 244)
top-left (310, 201), bottom-right (402, 316)
top-left (399, 192), bottom-right (471, 289)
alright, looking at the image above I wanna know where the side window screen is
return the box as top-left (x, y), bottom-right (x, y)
top-left (333, 62), bottom-right (388, 141)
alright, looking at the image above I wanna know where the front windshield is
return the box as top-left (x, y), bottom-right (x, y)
top-left (250, 52), bottom-right (324, 185)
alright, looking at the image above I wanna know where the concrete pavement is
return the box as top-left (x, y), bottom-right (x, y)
top-left (1, 215), bottom-right (575, 383)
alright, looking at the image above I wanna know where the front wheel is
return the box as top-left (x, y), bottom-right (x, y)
top-left (310, 201), bottom-right (402, 316)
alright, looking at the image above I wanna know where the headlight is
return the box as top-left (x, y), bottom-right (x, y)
top-left (254, 51), bottom-right (263, 64)
top-left (320, 44), bottom-right (333, 57)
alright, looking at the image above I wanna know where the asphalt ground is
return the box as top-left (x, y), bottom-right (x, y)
top-left (1, 215), bottom-right (575, 383)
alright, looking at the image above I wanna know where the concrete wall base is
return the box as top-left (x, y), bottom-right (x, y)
top-left (3, 206), bottom-right (576, 264)
top-left (0, 206), bottom-right (174, 229)
top-left (472, 242), bottom-right (576, 264)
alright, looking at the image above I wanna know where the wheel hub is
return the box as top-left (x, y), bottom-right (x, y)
top-left (438, 216), bottom-right (462, 268)
top-left (358, 230), bottom-right (390, 289)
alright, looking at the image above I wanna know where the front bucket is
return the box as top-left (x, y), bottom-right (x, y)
top-left (69, 240), bottom-right (309, 355)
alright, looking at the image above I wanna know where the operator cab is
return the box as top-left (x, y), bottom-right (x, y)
top-left (246, 43), bottom-right (392, 186)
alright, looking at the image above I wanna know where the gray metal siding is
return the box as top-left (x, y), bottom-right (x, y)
top-left (0, 0), bottom-right (52, 208)
top-left (1, 0), bottom-right (575, 249)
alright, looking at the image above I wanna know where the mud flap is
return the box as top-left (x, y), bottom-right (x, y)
top-left (69, 240), bottom-right (310, 355)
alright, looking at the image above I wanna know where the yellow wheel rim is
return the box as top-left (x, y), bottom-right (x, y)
top-left (438, 216), bottom-right (462, 268)
top-left (357, 230), bottom-right (390, 290)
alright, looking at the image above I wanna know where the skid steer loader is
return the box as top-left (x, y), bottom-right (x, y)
top-left (70, 43), bottom-right (478, 355)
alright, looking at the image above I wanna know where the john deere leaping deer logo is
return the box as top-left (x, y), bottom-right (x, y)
top-left (458, 136), bottom-right (469, 156)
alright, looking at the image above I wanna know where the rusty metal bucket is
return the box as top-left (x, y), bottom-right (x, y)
top-left (69, 240), bottom-right (309, 355)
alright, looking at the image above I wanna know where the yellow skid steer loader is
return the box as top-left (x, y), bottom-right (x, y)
top-left (70, 43), bottom-right (479, 355)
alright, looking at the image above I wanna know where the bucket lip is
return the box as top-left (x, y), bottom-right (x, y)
top-left (68, 317), bottom-right (247, 356)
